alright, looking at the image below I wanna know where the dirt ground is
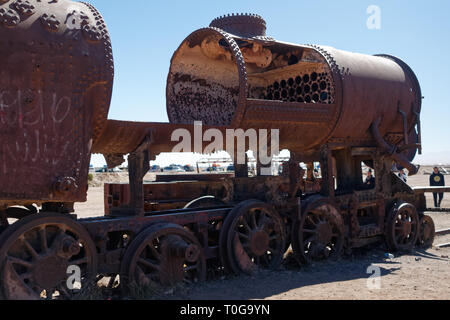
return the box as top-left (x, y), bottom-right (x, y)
top-left (75, 167), bottom-right (450, 300)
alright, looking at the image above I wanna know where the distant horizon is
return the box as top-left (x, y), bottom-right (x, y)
top-left (91, 149), bottom-right (450, 168)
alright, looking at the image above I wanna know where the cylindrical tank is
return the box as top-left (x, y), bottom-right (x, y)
top-left (167, 14), bottom-right (421, 157)
top-left (0, 0), bottom-right (113, 204)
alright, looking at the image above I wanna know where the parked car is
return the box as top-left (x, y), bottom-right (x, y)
top-left (163, 165), bottom-right (185, 173)
top-left (150, 165), bottom-right (161, 172)
top-left (184, 165), bottom-right (195, 172)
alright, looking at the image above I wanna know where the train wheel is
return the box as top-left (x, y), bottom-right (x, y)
top-left (220, 200), bottom-right (285, 275)
top-left (292, 200), bottom-right (344, 264)
top-left (417, 215), bottom-right (435, 249)
top-left (385, 203), bottom-right (419, 252)
top-left (0, 213), bottom-right (98, 300)
top-left (120, 223), bottom-right (206, 291)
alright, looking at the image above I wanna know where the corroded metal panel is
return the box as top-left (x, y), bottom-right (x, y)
top-left (0, 0), bottom-right (113, 204)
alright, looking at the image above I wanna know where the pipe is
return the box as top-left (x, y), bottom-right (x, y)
top-left (371, 118), bottom-right (419, 175)
top-left (398, 104), bottom-right (408, 145)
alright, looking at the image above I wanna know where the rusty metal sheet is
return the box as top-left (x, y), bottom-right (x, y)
top-left (104, 179), bottom-right (232, 215)
top-left (166, 13), bottom-right (422, 163)
top-left (92, 120), bottom-right (230, 159)
top-left (0, 0), bottom-right (113, 204)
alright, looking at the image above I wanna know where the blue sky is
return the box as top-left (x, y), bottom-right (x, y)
top-left (88, 0), bottom-right (450, 165)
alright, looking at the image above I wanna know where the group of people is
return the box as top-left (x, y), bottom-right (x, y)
top-left (363, 166), bottom-right (446, 208)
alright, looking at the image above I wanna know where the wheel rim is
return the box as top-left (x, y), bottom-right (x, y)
top-left (387, 203), bottom-right (419, 251)
top-left (293, 203), bottom-right (344, 264)
top-left (121, 223), bottom-right (206, 289)
top-left (0, 214), bottom-right (97, 300)
top-left (224, 200), bottom-right (285, 275)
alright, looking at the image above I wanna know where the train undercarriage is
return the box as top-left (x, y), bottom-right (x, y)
top-left (0, 145), bottom-right (436, 300)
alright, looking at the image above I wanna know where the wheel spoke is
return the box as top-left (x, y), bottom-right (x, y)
top-left (237, 232), bottom-right (249, 240)
top-left (240, 217), bottom-right (252, 233)
top-left (257, 213), bottom-right (268, 229)
top-left (39, 227), bottom-right (48, 254)
top-left (138, 258), bottom-right (160, 271)
top-left (7, 255), bottom-right (34, 269)
top-left (306, 215), bottom-right (317, 226)
top-left (21, 238), bottom-right (39, 260)
top-left (250, 213), bottom-right (257, 229)
top-left (147, 244), bottom-right (162, 261)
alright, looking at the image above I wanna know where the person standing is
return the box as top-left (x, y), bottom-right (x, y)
top-left (430, 167), bottom-right (445, 207)
top-left (365, 169), bottom-right (376, 189)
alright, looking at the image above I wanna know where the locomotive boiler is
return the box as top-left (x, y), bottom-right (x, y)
top-left (0, 2), bottom-right (442, 300)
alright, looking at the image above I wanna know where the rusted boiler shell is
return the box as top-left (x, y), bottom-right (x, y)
top-left (167, 14), bottom-right (421, 155)
top-left (0, 0), bottom-right (113, 204)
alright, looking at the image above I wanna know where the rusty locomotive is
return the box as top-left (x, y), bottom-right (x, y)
top-left (0, 0), bottom-right (438, 300)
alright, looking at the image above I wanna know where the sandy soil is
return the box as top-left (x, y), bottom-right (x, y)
top-left (75, 167), bottom-right (450, 300)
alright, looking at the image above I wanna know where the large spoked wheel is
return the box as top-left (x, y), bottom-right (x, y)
top-left (417, 215), bottom-right (435, 249)
top-left (292, 199), bottom-right (344, 264)
top-left (219, 200), bottom-right (286, 275)
top-left (120, 223), bottom-right (206, 291)
top-left (385, 203), bottom-right (420, 252)
top-left (0, 213), bottom-right (98, 300)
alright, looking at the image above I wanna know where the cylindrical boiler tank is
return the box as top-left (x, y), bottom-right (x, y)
top-left (166, 14), bottom-right (421, 158)
top-left (0, 0), bottom-right (113, 204)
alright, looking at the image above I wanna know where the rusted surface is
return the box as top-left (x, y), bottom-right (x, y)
top-left (104, 179), bottom-right (233, 215)
top-left (165, 13), bottom-right (421, 169)
top-left (0, 6), bottom-right (436, 299)
top-left (92, 120), bottom-right (229, 161)
top-left (0, 213), bottom-right (97, 299)
top-left (120, 223), bottom-right (206, 288)
top-left (0, 0), bottom-right (113, 205)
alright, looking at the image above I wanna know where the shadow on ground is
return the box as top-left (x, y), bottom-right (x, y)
top-left (167, 245), bottom-right (440, 300)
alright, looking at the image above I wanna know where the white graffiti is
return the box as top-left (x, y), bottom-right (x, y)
top-left (0, 89), bottom-right (73, 174)
top-left (0, 90), bottom-right (71, 127)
